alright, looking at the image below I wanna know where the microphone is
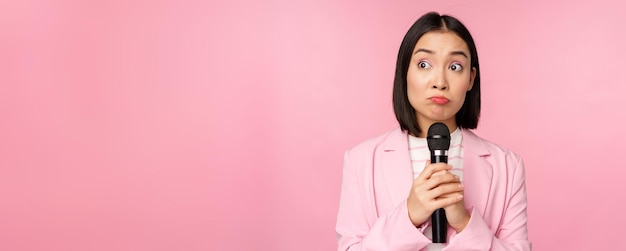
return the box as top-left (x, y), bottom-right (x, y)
top-left (427, 122), bottom-right (451, 243)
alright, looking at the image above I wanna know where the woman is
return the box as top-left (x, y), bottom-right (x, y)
top-left (336, 12), bottom-right (531, 251)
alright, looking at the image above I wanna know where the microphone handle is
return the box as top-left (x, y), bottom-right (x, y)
top-left (432, 209), bottom-right (447, 243)
top-left (431, 154), bottom-right (448, 243)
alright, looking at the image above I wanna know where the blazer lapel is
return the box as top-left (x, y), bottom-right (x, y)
top-left (461, 129), bottom-right (493, 217)
top-left (375, 128), bottom-right (414, 207)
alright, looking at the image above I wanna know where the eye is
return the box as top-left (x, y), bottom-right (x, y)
top-left (449, 63), bottom-right (463, 72)
top-left (418, 61), bottom-right (431, 69)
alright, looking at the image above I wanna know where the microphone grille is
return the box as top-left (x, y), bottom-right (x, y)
top-left (427, 122), bottom-right (451, 150)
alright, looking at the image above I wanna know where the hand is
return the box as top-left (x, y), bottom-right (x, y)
top-left (443, 195), bottom-right (470, 233)
top-left (433, 170), bottom-right (470, 233)
top-left (406, 161), bottom-right (465, 227)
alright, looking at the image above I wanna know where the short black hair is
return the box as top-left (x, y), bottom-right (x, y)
top-left (392, 12), bottom-right (481, 136)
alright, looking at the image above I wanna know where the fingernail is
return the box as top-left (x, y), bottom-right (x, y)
top-left (458, 195), bottom-right (464, 199)
top-left (458, 184), bottom-right (464, 189)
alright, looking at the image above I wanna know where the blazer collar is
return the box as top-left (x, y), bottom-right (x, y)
top-left (461, 129), bottom-right (490, 157)
top-left (377, 128), bottom-right (493, 216)
top-left (378, 128), bottom-right (490, 155)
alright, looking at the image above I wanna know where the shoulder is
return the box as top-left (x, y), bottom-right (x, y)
top-left (345, 127), bottom-right (405, 157)
top-left (463, 129), bottom-right (523, 163)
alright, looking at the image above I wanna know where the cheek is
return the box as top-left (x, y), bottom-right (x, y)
top-left (452, 88), bottom-right (469, 110)
top-left (449, 73), bottom-right (472, 92)
top-left (406, 75), bottom-right (427, 109)
top-left (406, 69), bottom-right (427, 91)
top-left (457, 92), bottom-right (468, 104)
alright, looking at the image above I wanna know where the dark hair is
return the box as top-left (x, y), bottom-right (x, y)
top-left (392, 12), bottom-right (481, 136)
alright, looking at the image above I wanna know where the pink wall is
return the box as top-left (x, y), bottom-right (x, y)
top-left (2, 0), bottom-right (625, 250)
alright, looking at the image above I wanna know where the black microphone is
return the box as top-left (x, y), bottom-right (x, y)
top-left (427, 122), bottom-right (451, 243)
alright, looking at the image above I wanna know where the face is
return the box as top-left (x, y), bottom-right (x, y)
top-left (406, 31), bottom-right (476, 136)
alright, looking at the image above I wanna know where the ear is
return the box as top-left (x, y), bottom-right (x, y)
top-left (468, 67), bottom-right (477, 91)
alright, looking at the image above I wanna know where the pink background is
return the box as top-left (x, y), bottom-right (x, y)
top-left (1, 0), bottom-right (625, 250)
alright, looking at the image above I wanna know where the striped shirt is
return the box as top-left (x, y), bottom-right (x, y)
top-left (408, 128), bottom-right (464, 250)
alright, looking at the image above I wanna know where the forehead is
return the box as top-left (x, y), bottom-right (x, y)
top-left (413, 31), bottom-right (470, 54)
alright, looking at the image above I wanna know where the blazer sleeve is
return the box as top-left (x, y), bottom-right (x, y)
top-left (336, 150), bottom-right (431, 251)
top-left (444, 155), bottom-right (532, 251)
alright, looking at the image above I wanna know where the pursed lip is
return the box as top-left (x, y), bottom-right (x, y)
top-left (429, 96), bottom-right (449, 105)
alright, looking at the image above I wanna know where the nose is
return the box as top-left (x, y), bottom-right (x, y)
top-left (431, 69), bottom-right (448, 90)
top-left (432, 82), bottom-right (447, 90)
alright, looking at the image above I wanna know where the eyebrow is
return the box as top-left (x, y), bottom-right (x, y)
top-left (414, 48), bottom-right (468, 58)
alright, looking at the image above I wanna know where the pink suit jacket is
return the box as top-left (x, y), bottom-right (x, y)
top-left (336, 128), bottom-right (531, 251)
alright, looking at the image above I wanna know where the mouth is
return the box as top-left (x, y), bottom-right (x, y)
top-left (430, 96), bottom-right (449, 105)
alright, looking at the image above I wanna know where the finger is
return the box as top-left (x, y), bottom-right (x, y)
top-left (432, 194), bottom-right (464, 209)
top-left (429, 164), bottom-right (454, 178)
top-left (431, 169), bottom-right (449, 177)
top-left (435, 189), bottom-right (464, 200)
top-left (422, 171), bottom-right (461, 190)
top-left (426, 180), bottom-right (465, 198)
top-left (416, 162), bottom-right (451, 182)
